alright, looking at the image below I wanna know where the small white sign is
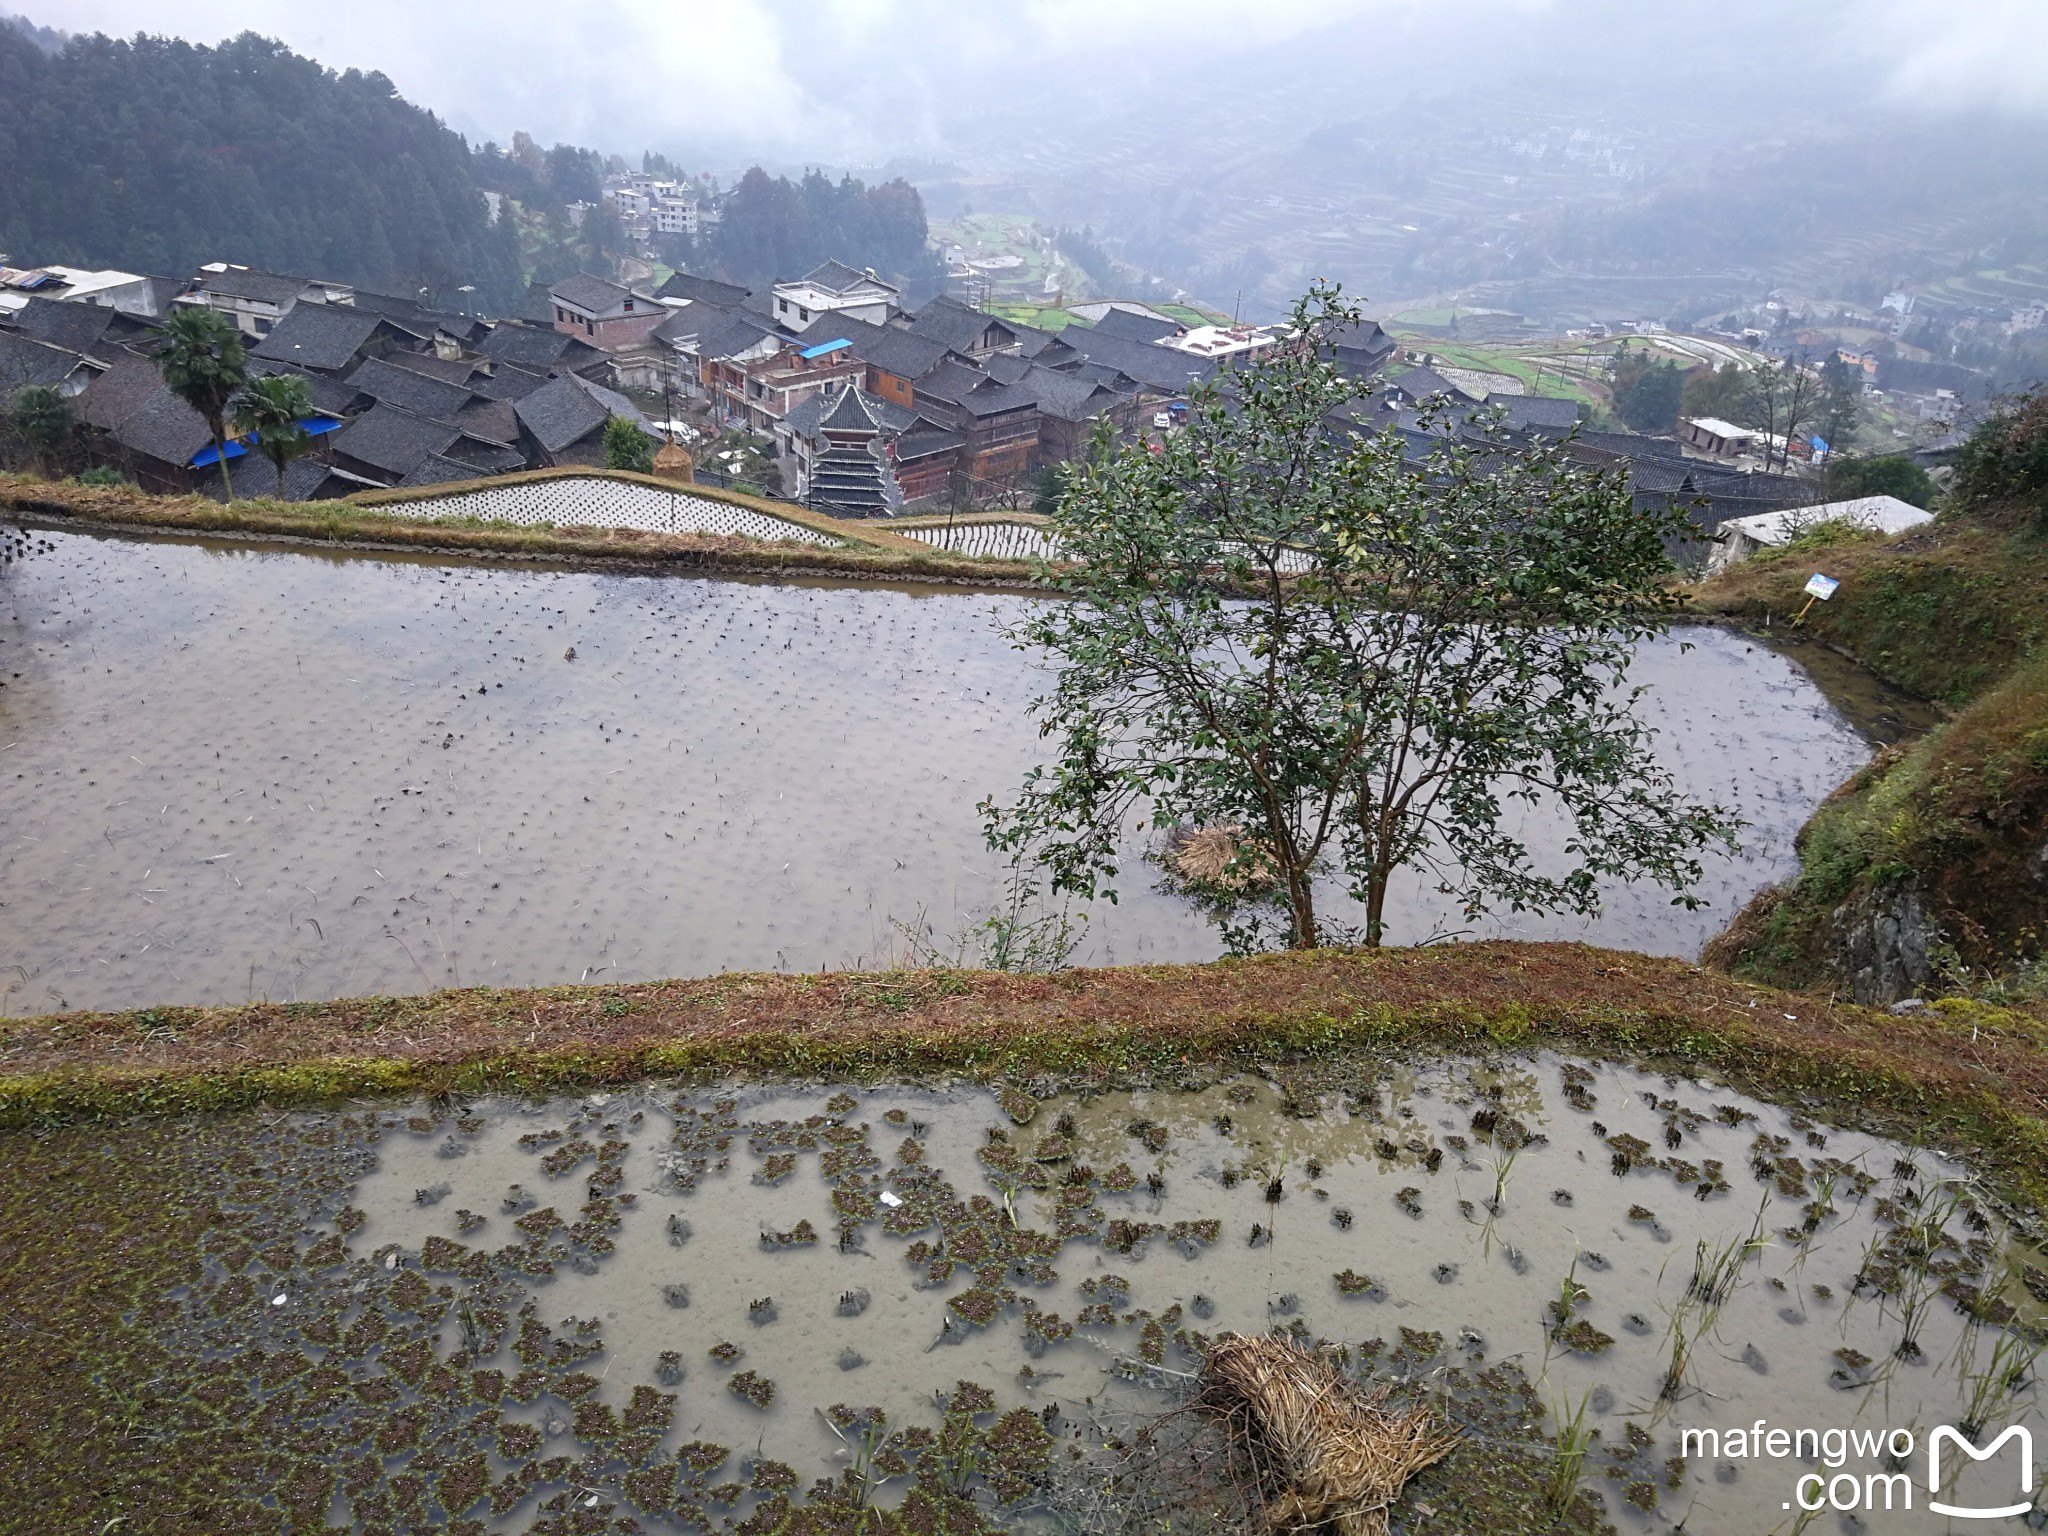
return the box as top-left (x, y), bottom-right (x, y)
top-left (1804, 573), bottom-right (1840, 601)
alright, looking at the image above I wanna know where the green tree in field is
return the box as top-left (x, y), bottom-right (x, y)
top-left (231, 373), bottom-right (316, 499)
top-left (6, 385), bottom-right (71, 475)
top-left (155, 307), bottom-right (248, 500)
top-left (1823, 452), bottom-right (1935, 509)
top-left (1609, 349), bottom-right (1684, 433)
top-left (1816, 354), bottom-right (1863, 450)
top-left (603, 415), bottom-right (655, 474)
top-left (985, 285), bottom-right (1740, 951)
top-left (1680, 362), bottom-right (1749, 423)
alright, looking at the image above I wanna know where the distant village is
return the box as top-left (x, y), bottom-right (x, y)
top-left (0, 165), bottom-right (1953, 549)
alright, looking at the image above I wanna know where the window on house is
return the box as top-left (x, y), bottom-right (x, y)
top-left (624, 299), bottom-right (634, 311)
top-left (778, 299), bottom-right (789, 313)
top-left (585, 320), bottom-right (594, 335)
top-left (799, 307), bottom-right (810, 322)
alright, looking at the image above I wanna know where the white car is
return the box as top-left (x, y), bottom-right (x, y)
top-left (1152, 411), bottom-right (1173, 429)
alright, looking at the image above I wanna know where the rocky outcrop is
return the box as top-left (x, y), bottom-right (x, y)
top-left (1830, 880), bottom-right (1938, 1005)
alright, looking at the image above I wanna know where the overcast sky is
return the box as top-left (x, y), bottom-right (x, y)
top-left (17, 0), bottom-right (2048, 166)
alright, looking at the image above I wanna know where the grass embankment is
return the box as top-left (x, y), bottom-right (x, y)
top-left (0, 469), bottom-right (1044, 586)
top-left (1691, 503), bottom-right (2048, 993)
top-left (7, 942), bottom-right (2048, 1213)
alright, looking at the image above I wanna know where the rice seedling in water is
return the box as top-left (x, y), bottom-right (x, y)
top-left (1544, 1391), bottom-right (1595, 1514)
top-left (1956, 1328), bottom-right (2045, 1439)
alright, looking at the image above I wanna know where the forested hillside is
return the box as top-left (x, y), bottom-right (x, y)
top-left (0, 27), bottom-right (525, 310)
top-left (703, 167), bottom-right (943, 298)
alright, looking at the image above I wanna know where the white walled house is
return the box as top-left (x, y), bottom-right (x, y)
top-left (771, 261), bottom-right (900, 328)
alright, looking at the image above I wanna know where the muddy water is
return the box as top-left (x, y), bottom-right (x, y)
top-left (289, 1057), bottom-right (2041, 1533)
top-left (4, 527), bottom-right (1881, 1015)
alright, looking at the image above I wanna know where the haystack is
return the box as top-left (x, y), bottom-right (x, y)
top-left (1196, 1333), bottom-right (1457, 1536)
top-left (1169, 824), bottom-right (1275, 891)
top-left (653, 440), bottom-right (696, 484)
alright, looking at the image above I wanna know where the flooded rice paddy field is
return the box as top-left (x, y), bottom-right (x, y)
top-left (2, 527), bottom-right (1895, 1016)
top-left (25, 1055), bottom-right (2045, 1534)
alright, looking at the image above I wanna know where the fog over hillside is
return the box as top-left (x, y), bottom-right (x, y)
top-left (13, 0), bottom-right (2048, 322)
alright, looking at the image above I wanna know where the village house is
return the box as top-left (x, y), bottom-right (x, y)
top-left (0, 264), bottom-right (181, 318)
top-left (899, 295), bottom-right (1023, 360)
top-left (1707, 495), bottom-right (1932, 573)
top-left (770, 261), bottom-right (900, 328)
top-left (548, 273), bottom-right (669, 351)
top-left (1681, 416), bottom-right (1757, 458)
top-left (698, 317), bottom-right (866, 434)
top-left (184, 264), bottom-right (355, 336)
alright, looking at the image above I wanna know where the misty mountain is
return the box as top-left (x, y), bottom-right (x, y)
top-left (0, 27), bottom-right (524, 309)
top-left (0, 10), bottom-right (63, 54)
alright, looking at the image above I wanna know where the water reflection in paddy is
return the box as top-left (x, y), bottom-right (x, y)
top-left (4, 528), bottom-right (1878, 1015)
top-left (168, 1057), bottom-right (2047, 1533)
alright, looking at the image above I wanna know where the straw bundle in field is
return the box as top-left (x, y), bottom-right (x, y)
top-left (1169, 824), bottom-right (1275, 891)
top-left (1196, 1333), bottom-right (1457, 1536)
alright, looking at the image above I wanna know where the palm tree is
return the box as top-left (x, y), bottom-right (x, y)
top-left (232, 374), bottom-right (315, 499)
top-left (155, 307), bottom-right (249, 500)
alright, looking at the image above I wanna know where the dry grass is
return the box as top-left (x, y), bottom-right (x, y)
top-left (5, 941), bottom-right (2048, 1210)
top-left (1196, 1333), bottom-right (1457, 1536)
top-left (1, 470), bottom-right (1041, 587)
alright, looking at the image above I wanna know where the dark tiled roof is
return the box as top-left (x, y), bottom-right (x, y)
top-left (246, 359), bottom-right (360, 417)
top-left (468, 363), bottom-right (551, 402)
top-left (693, 311), bottom-right (782, 363)
top-left (982, 353), bottom-right (1031, 385)
top-left (6, 296), bottom-right (116, 352)
top-left (344, 356), bottom-right (477, 422)
top-left (250, 303), bottom-right (387, 372)
top-left (196, 268), bottom-right (306, 305)
top-left (658, 272), bottom-right (752, 307)
top-left (351, 289), bottom-right (487, 342)
top-left (0, 330), bottom-right (101, 390)
top-left (78, 349), bottom-right (172, 433)
top-left (1571, 430), bottom-right (1686, 461)
top-left (917, 361), bottom-right (1039, 419)
top-left (110, 389), bottom-right (215, 467)
top-left (1384, 365), bottom-right (1468, 403)
top-left (514, 374), bottom-right (614, 455)
top-left (441, 437), bottom-right (528, 474)
top-left (820, 383), bottom-right (884, 433)
top-left (476, 322), bottom-right (570, 369)
top-left (905, 296), bottom-right (1016, 355)
top-left (799, 259), bottom-right (895, 296)
top-left (453, 397), bottom-right (521, 445)
top-left (550, 272), bottom-right (638, 313)
top-left (895, 420), bottom-right (965, 459)
top-left (801, 315), bottom-right (949, 381)
top-left (1090, 307), bottom-right (1180, 343)
top-left (781, 386), bottom-right (915, 444)
top-left (328, 404), bottom-right (461, 478)
top-left (1049, 326), bottom-right (1216, 393)
top-left (378, 352), bottom-right (483, 385)
top-left (399, 453), bottom-right (488, 488)
top-left (195, 456), bottom-right (376, 503)
top-left (1023, 365), bottom-right (1117, 422)
top-left (1487, 393), bottom-right (1582, 431)
top-left (1006, 323), bottom-right (1056, 357)
top-left (1328, 318), bottom-right (1395, 362)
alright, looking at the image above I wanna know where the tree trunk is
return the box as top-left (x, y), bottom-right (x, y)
top-left (210, 416), bottom-right (236, 502)
top-left (1363, 867), bottom-right (1390, 948)
top-left (1286, 865), bottom-right (1320, 950)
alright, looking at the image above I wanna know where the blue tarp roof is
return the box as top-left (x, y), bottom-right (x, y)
top-left (189, 415), bottom-right (340, 466)
top-left (799, 338), bottom-right (852, 359)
